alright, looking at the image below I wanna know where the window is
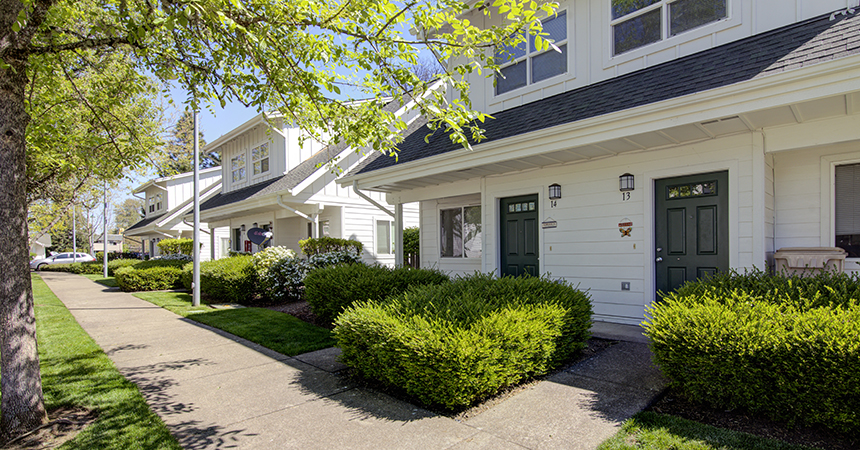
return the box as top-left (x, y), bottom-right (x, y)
top-left (440, 206), bottom-right (482, 258)
top-left (835, 163), bottom-right (860, 258)
top-left (320, 220), bottom-right (331, 237)
top-left (156, 193), bottom-right (163, 210)
top-left (495, 12), bottom-right (567, 95)
top-left (611, 0), bottom-right (727, 56)
top-left (148, 196), bottom-right (155, 213)
top-left (231, 154), bottom-right (246, 183)
top-left (376, 220), bottom-right (394, 254)
top-left (252, 142), bottom-right (270, 176)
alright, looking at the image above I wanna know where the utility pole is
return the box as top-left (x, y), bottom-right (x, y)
top-left (103, 181), bottom-right (108, 277)
top-left (72, 203), bottom-right (77, 262)
top-left (192, 110), bottom-right (201, 307)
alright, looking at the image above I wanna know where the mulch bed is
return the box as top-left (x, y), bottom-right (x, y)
top-left (647, 389), bottom-right (858, 450)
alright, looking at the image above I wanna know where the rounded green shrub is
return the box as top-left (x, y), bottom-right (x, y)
top-left (114, 266), bottom-right (183, 292)
top-left (305, 264), bottom-right (449, 325)
top-left (644, 270), bottom-right (860, 435)
top-left (195, 255), bottom-right (256, 304)
top-left (334, 273), bottom-right (592, 409)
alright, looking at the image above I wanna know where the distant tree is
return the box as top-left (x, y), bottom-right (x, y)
top-left (113, 198), bottom-right (144, 233)
top-left (154, 110), bottom-right (218, 177)
top-left (411, 58), bottom-right (445, 83)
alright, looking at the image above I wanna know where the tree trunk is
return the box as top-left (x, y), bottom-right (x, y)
top-left (0, 1), bottom-right (48, 439)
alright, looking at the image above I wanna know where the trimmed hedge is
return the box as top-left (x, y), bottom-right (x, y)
top-left (305, 264), bottom-right (449, 325)
top-left (187, 255), bottom-right (256, 304)
top-left (115, 266), bottom-right (184, 292)
top-left (643, 269), bottom-right (860, 435)
top-left (299, 237), bottom-right (363, 256)
top-left (157, 238), bottom-right (194, 255)
top-left (334, 274), bottom-right (593, 409)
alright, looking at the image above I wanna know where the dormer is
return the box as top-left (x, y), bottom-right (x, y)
top-left (133, 167), bottom-right (222, 218)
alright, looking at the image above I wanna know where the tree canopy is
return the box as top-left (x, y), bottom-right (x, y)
top-left (0, 0), bottom-right (559, 439)
top-left (153, 109), bottom-right (217, 177)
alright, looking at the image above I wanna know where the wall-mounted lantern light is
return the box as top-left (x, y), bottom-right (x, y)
top-left (240, 224), bottom-right (246, 232)
top-left (619, 173), bottom-right (635, 192)
top-left (548, 183), bottom-right (562, 200)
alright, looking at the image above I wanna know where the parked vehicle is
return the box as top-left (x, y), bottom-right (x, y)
top-left (30, 252), bottom-right (95, 270)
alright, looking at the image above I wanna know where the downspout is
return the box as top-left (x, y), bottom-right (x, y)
top-left (183, 219), bottom-right (211, 235)
top-left (353, 181), bottom-right (403, 266)
top-left (352, 181), bottom-right (394, 218)
top-left (276, 195), bottom-right (319, 238)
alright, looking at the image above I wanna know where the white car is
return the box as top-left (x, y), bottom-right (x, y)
top-left (30, 252), bottom-right (96, 270)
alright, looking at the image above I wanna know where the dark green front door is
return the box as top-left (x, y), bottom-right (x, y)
top-left (655, 171), bottom-right (728, 295)
top-left (500, 195), bottom-right (539, 277)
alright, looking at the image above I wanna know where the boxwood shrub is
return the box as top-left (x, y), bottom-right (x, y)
top-left (305, 264), bottom-right (449, 325)
top-left (114, 266), bottom-right (184, 292)
top-left (643, 269), bottom-right (860, 435)
top-left (188, 255), bottom-right (257, 304)
top-left (299, 237), bottom-right (363, 256)
top-left (334, 274), bottom-right (592, 409)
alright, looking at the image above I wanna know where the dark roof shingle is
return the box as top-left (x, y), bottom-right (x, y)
top-left (356, 11), bottom-right (860, 175)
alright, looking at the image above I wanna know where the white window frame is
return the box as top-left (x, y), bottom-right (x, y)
top-left (375, 219), bottom-right (394, 255)
top-left (147, 196), bottom-right (155, 213)
top-left (155, 193), bottom-right (163, 211)
top-left (251, 141), bottom-right (270, 178)
top-left (494, 10), bottom-right (568, 96)
top-left (439, 204), bottom-right (483, 259)
top-left (823, 153), bottom-right (860, 267)
top-left (610, 0), bottom-right (729, 56)
top-left (231, 153), bottom-right (246, 184)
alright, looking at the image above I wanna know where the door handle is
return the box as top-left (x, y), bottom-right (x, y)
top-left (655, 257), bottom-right (663, 262)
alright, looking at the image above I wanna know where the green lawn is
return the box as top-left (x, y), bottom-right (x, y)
top-left (598, 412), bottom-right (817, 450)
top-left (133, 291), bottom-right (336, 356)
top-left (80, 273), bottom-right (118, 287)
top-left (32, 274), bottom-right (181, 449)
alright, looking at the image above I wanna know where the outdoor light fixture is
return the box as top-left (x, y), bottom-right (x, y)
top-left (548, 183), bottom-right (562, 200)
top-left (619, 173), bottom-right (635, 192)
top-left (241, 224), bottom-right (246, 232)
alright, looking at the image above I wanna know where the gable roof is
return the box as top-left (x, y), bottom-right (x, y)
top-left (200, 95), bottom-right (420, 212)
top-left (354, 10), bottom-right (860, 175)
top-left (126, 214), bottom-right (164, 232)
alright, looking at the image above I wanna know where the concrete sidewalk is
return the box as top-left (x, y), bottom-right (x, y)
top-left (40, 272), bottom-right (666, 450)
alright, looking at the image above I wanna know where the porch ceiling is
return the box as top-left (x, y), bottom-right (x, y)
top-left (365, 91), bottom-right (860, 193)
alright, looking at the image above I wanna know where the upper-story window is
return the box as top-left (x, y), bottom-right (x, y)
top-left (156, 193), bottom-right (162, 210)
top-left (252, 142), bottom-right (270, 176)
top-left (612, 0), bottom-right (727, 56)
top-left (231, 153), bottom-right (246, 183)
top-left (495, 11), bottom-right (568, 95)
top-left (147, 196), bottom-right (156, 213)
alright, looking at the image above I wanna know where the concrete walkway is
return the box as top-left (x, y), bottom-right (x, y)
top-left (40, 272), bottom-right (666, 450)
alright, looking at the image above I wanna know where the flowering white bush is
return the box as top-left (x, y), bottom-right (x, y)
top-left (253, 246), bottom-right (298, 300)
top-left (263, 250), bottom-right (361, 303)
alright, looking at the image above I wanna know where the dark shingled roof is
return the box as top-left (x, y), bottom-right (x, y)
top-left (126, 214), bottom-right (165, 231)
top-left (355, 10), bottom-right (860, 175)
top-left (201, 96), bottom-right (417, 212)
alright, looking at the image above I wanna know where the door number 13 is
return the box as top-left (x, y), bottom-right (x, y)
top-left (621, 192), bottom-right (631, 201)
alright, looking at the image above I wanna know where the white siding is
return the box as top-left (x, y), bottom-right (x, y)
top-left (407, 132), bottom-right (764, 324)
top-left (771, 139), bottom-right (860, 275)
top-left (462, 0), bottom-right (851, 115)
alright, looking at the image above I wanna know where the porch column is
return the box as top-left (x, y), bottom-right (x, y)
top-left (394, 203), bottom-right (404, 267)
